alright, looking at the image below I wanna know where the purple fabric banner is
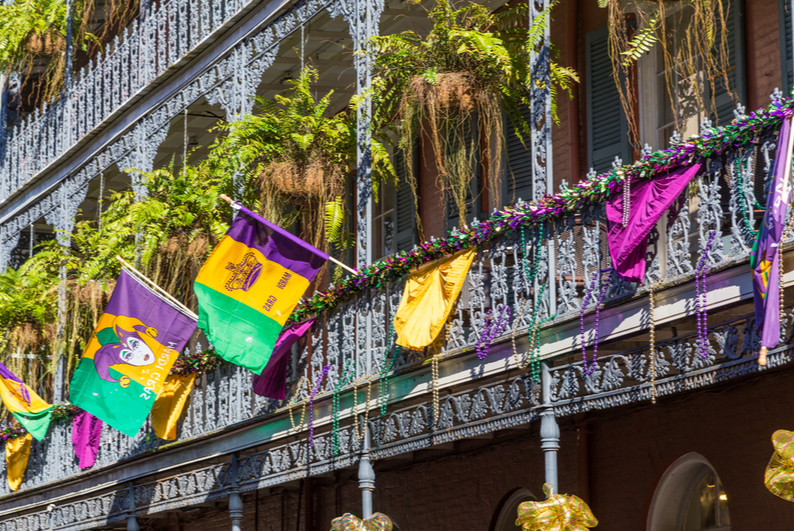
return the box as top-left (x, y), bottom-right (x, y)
top-left (72, 411), bottom-right (103, 469)
top-left (607, 163), bottom-right (703, 282)
top-left (751, 118), bottom-right (793, 350)
top-left (252, 319), bottom-right (316, 400)
top-left (227, 206), bottom-right (329, 282)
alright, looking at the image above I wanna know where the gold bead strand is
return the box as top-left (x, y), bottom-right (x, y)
top-left (289, 376), bottom-right (310, 433)
top-left (353, 376), bottom-right (373, 441)
top-left (649, 279), bottom-right (663, 405)
top-left (511, 297), bottom-right (531, 370)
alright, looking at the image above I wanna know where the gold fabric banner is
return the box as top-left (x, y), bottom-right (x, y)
top-left (393, 249), bottom-right (475, 350)
top-left (151, 373), bottom-right (196, 440)
top-left (6, 432), bottom-right (32, 492)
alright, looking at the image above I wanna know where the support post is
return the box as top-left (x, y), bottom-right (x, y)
top-left (64, 0), bottom-right (73, 91)
top-left (540, 361), bottom-right (559, 493)
top-left (126, 483), bottom-right (139, 531)
top-left (529, 0), bottom-right (556, 319)
top-left (229, 455), bottom-right (243, 531)
top-left (358, 424), bottom-right (375, 519)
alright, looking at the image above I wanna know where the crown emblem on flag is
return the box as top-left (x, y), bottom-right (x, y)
top-left (225, 253), bottom-right (263, 292)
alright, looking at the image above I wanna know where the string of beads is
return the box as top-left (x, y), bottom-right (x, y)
top-left (331, 359), bottom-right (355, 455)
top-left (695, 230), bottom-right (718, 359)
top-left (352, 376), bottom-right (373, 441)
top-left (476, 304), bottom-right (512, 360)
top-left (308, 365), bottom-right (331, 447)
top-left (580, 268), bottom-right (611, 375)
top-left (648, 278), bottom-right (664, 404)
top-left (288, 376), bottom-right (310, 433)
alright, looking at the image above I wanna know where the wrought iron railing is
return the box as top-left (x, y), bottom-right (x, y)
top-left (0, 0), bottom-right (256, 204)
top-left (1, 126), bottom-right (790, 496)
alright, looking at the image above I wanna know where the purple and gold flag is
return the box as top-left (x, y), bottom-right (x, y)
top-left (751, 117), bottom-right (793, 353)
top-left (0, 363), bottom-right (53, 441)
top-left (194, 206), bottom-right (328, 374)
top-left (69, 269), bottom-right (197, 437)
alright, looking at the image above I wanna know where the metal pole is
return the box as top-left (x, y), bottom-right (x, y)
top-left (358, 424), bottom-right (375, 519)
top-left (64, 0), bottom-right (73, 91)
top-left (229, 455), bottom-right (243, 531)
top-left (540, 361), bottom-right (560, 493)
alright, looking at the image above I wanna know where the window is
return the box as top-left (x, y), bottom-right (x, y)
top-left (638, 0), bottom-right (745, 150)
top-left (492, 488), bottom-right (537, 531)
top-left (374, 143), bottom-right (418, 260)
top-left (373, 179), bottom-right (397, 259)
top-left (648, 453), bottom-right (731, 531)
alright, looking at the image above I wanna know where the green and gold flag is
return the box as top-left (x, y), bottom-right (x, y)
top-left (195, 205), bottom-right (328, 374)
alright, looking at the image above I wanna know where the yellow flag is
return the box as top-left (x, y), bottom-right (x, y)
top-left (6, 433), bottom-right (33, 492)
top-left (393, 249), bottom-right (475, 350)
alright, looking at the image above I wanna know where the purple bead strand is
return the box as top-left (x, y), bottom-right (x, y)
top-left (581, 268), bottom-right (612, 375)
top-left (476, 304), bottom-right (511, 360)
top-left (309, 365), bottom-right (331, 447)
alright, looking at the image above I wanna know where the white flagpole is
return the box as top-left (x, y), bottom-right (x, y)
top-left (218, 194), bottom-right (360, 276)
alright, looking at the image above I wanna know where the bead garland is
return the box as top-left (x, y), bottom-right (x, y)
top-left (621, 169), bottom-right (631, 227)
top-left (580, 269), bottom-right (611, 375)
top-left (695, 231), bottom-right (718, 359)
top-left (648, 278), bottom-right (664, 404)
top-left (476, 304), bottom-right (512, 360)
top-left (432, 319), bottom-right (453, 426)
top-left (308, 365), bottom-right (331, 447)
top-left (331, 359), bottom-right (355, 455)
top-left (352, 376), bottom-right (373, 441)
top-left (734, 156), bottom-right (760, 237)
top-left (288, 376), bottom-right (310, 433)
top-left (379, 326), bottom-right (398, 416)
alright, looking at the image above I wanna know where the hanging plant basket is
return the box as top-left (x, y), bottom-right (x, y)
top-left (22, 30), bottom-right (66, 56)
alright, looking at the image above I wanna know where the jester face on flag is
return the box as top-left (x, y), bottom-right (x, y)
top-left (69, 269), bottom-right (197, 437)
top-left (0, 363), bottom-right (53, 441)
top-left (195, 205), bottom-right (328, 374)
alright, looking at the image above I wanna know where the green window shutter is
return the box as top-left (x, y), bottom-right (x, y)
top-left (586, 26), bottom-right (631, 173)
top-left (711, 0), bottom-right (746, 125)
top-left (504, 103), bottom-right (534, 204)
top-left (781, 0), bottom-right (794, 95)
top-left (395, 142), bottom-right (418, 252)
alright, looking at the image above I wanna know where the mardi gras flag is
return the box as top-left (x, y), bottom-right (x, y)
top-left (195, 206), bottom-right (328, 373)
top-left (69, 269), bottom-right (197, 437)
top-left (0, 363), bottom-right (53, 441)
top-left (750, 117), bottom-right (793, 353)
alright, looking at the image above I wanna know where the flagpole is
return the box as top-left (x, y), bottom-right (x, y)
top-left (115, 256), bottom-right (199, 321)
top-left (219, 194), bottom-right (360, 276)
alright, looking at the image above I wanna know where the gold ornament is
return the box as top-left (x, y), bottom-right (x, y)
top-left (764, 429), bottom-right (793, 502)
top-left (516, 483), bottom-right (598, 531)
top-left (330, 513), bottom-right (393, 531)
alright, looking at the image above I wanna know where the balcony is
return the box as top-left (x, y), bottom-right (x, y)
top-left (0, 0), bottom-right (263, 206)
top-left (0, 98), bottom-right (790, 518)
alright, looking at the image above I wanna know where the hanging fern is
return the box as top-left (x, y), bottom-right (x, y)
top-left (620, 14), bottom-right (659, 66)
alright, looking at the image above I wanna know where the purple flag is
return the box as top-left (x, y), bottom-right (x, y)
top-left (253, 319), bottom-right (316, 400)
top-left (751, 118), bottom-right (793, 352)
top-left (607, 163), bottom-right (703, 282)
top-left (72, 411), bottom-right (103, 469)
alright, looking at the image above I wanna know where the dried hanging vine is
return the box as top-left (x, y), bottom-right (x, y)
top-left (601, 0), bottom-right (737, 146)
top-left (370, 0), bottom-right (577, 230)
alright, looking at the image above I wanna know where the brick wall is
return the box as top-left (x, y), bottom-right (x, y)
top-left (745, 0), bottom-right (786, 110)
top-left (145, 367), bottom-right (793, 531)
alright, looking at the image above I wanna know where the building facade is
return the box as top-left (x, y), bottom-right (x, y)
top-left (0, 0), bottom-right (792, 529)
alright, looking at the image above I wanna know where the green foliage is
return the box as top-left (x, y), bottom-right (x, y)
top-left (0, 0), bottom-right (137, 106)
top-left (369, 0), bottom-right (577, 226)
top-left (209, 65), bottom-right (394, 251)
top-left (620, 14), bottom-right (659, 66)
